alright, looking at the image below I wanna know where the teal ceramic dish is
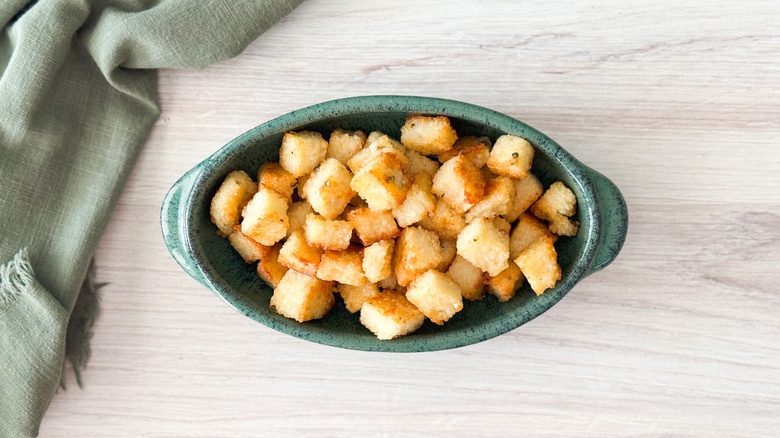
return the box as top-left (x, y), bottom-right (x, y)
top-left (161, 96), bottom-right (627, 352)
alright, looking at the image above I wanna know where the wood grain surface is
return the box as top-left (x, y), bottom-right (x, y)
top-left (40, 1), bottom-right (780, 436)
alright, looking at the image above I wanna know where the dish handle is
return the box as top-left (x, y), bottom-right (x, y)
top-left (160, 167), bottom-right (209, 287)
top-left (584, 169), bottom-right (628, 275)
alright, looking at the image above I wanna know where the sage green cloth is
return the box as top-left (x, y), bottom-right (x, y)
top-left (0, 0), bottom-right (302, 435)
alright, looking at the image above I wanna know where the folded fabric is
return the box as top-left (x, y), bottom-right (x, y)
top-left (0, 0), bottom-right (302, 436)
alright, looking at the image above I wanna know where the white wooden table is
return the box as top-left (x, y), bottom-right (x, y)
top-left (40, 1), bottom-right (780, 436)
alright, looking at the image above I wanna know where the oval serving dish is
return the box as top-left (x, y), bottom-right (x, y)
top-left (161, 96), bottom-right (628, 352)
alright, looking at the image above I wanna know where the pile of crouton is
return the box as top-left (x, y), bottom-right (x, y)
top-left (210, 115), bottom-right (579, 340)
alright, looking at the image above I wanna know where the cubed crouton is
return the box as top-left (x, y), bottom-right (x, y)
top-left (362, 239), bottom-right (394, 283)
top-left (400, 115), bottom-right (458, 155)
top-left (279, 131), bottom-right (329, 177)
top-left (228, 226), bottom-right (268, 263)
top-left (492, 217), bottom-right (512, 234)
top-left (257, 162), bottom-right (296, 202)
top-left (365, 131), bottom-right (385, 147)
top-left (210, 170), bottom-right (257, 236)
top-left (509, 213), bottom-right (554, 259)
top-left (503, 173), bottom-right (544, 223)
top-left (438, 136), bottom-right (491, 168)
top-left (327, 128), bottom-right (366, 166)
top-left (406, 269), bottom-right (464, 325)
top-left (302, 213), bottom-right (353, 250)
top-left (530, 181), bottom-right (580, 236)
top-left (338, 282), bottom-right (380, 314)
top-left (486, 262), bottom-right (524, 302)
top-left (256, 243), bottom-right (288, 288)
top-left (270, 269), bottom-right (334, 322)
top-left (302, 158), bottom-right (354, 219)
top-left (432, 155), bottom-right (485, 213)
top-left (405, 149), bottom-right (440, 176)
top-left (418, 198), bottom-right (467, 241)
top-left (465, 176), bottom-right (516, 222)
top-left (316, 246), bottom-right (366, 286)
top-left (350, 152), bottom-right (412, 211)
top-left (360, 290), bottom-right (425, 340)
top-left (486, 135), bottom-right (535, 179)
top-left (456, 217), bottom-right (510, 277)
top-left (347, 207), bottom-right (400, 245)
top-left (446, 255), bottom-right (485, 301)
top-left (514, 236), bottom-right (561, 295)
top-left (393, 226), bottom-right (443, 286)
top-left (347, 134), bottom-right (408, 173)
top-left (392, 171), bottom-right (436, 227)
top-left (436, 239), bottom-right (457, 272)
top-left (240, 187), bottom-right (289, 246)
top-left (278, 229), bottom-right (322, 276)
top-left (286, 201), bottom-right (314, 237)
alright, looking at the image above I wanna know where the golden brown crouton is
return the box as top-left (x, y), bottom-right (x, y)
top-left (406, 269), bottom-right (464, 325)
top-left (514, 236), bottom-right (561, 295)
top-left (350, 152), bottom-right (412, 211)
top-left (432, 155), bottom-right (485, 214)
top-left (360, 290), bottom-right (425, 340)
top-left (303, 213), bottom-right (353, 251)
top-left (393, 226), bottom-right (443, 286)
top-left (240, 187), bottom-right (289, 246)
top-left (456, 217), bottom-right (510, 277)
top-left (436, 239), bottom-right (457, 272)
top-left (316, 246), bottom-right (366, 286)
top-left (509, 213), bottom-right (554, 259)
top-left (418, 198), bottom-right (467, 241)
top-left (327, 128), bottom-right (366, 166)
top-left (337, 282), bottom-right (380, 314)
top-left (228, 226), bottom-right (268, 263)
top-left (286, 201), bottom-right (314, 237)
top-left (400, 115), bottom-right (458, 155)
top-left (301, 158), bottom-right (355, 220)
top-left (486, 135), bottom-right (535, 179)
top-left (530, 181), bottom-right (580, 236)
top-left (438, 136), bottom-right (491, 168)
top-left (347, 207), bottom-right (400, 245)
top-left (492, 217), bottom-right (512, 234)
top-left (210, 170), bottom-right (257, 236)
top-left (503, 173), bottom-right (544, 223)
top-left (362, 239), bottom-right (394, 283)
top-left (278, 229), bottom-right (322, 276)
top-left (405, 149), bottom-right (440, 176)
top-left (464, 176), bottom-right (516, 222)
top-left (486, 262), bottom-right (524, 302)
top-left (279, 131), bottom-right (329, 177)
top-left (256, 243), bottom-right (288, 288)
top-left (446, 255), bottom-right (485, 301)
top-left (270, 269), bottom-right (334, 322)
top-left (257, 162), bottom-right (296, 202)
top-left (392, 171), bottom-right (436, 227)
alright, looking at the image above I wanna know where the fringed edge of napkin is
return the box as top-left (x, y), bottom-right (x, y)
top-left (62, 259), bottom-right (103, 389)
top-left (0, 248), bottom-right (34, 308)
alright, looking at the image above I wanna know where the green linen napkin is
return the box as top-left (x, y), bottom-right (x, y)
top-left (0, 0), bottom-right (302, 436)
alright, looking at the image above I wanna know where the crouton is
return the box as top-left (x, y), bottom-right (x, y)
top-left (228, 226), bottom-right (268, 263)
top-left (432, 155), bottom-right (485, 214)
top-left (240, 187), bottom-right (289, 246)
top-left (438, 136), bottom-right (491, 168)
top-left (301, 213), bottom-right (353, 251)
top-left (360, 290), bottom-right (425, 340)
top-left (392, 171), bottom-right (436, 227)
top-left (456, 217), bottom-right (510, 276)
top-left (301, 158), bottom-right (354, 220)
top-left (365, 131), bottom-right (384, 147)
top-left (530, 181), bottom-right (580, 236)
top-left (418, 198), bottom-right (467, 241)
top-left (256, 243), bottom-right (288, 288)
top-left (270, 270), bottom-right (334, 322)
top-left (338, 282), bottom-right (380, 313)
top-left (393, 226), bottom-right (443, 286)
top-left (362, 239), bottom-right (394, 283)
top-left (316, 246), bottom-right (366, 286)
top-left (257, 162), bottom-right (296, 202)
top-left (486, 135), bottom-right (535, 179)
top-left (278, 229), bottom-right (322, 276)
top-left (347, 134), bottom-right (408, 173)
top-left (210, 170), bottom-right (257, 236)
top-left (377, 274), bottom-right (401, 292)
top-left (346, 147), bottom-right (375, 173)
top-left (406, 269), bottom-right (464, 325)
top-left (286, 201), bottom-right (314, 237)
top-left (503, 173), bottom-right (543, 223)
top-left (327, 128), bottom-right (366, 166)
top-left (369, 133), bottom-right (406, 154)
top-left (486, 262), bottom-right (524, 302)
top-left (436, 239), bottom-right (457, 272)
top-left (492, 217), bottom-right (512, 234)
top-left (400, 115), bottom-right (458, 155)
top-left (446, 255), bottom-right (485, 301)
top-left (514, 236), bottom-right (561, 295)
top-left (509, 213), bottom-right (554, 259)
top-left (279, 131), bottom-right (329, 177)
top-left (464, 176), bottom-right (516, 222)
top-left (347, 207), bottom-right (400, 245)
top-left (350, 152), bottom-right (412, 211)
top-left (405, 149), bottom-right (440, 176)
